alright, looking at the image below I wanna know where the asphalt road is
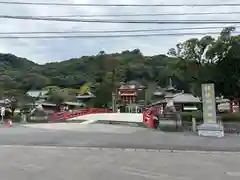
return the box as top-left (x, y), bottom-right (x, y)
top-left (0, 123), bottom-right (239, 151)
top-left (1, 146), bottom-right (240, 180)
top-left (0, 124), bottom-right (240, 179)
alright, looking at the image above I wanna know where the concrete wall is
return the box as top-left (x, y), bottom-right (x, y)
top-left (67, 113), bottom-right (143, 123)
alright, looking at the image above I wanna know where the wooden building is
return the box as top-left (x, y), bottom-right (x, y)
top-left (150, 78), bottom-right (201, 112)
top-left (118, 81), bottom-right (145, 105)
top-left (118, 84), bottom-right (138, 104)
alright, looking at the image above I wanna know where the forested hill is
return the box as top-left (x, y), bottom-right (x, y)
top-left (0, 50), bottom-right (181, 95)
top-left (1, 26), bottom-right (240, 101)
top-left (0, 53), bottom-right (39, 70)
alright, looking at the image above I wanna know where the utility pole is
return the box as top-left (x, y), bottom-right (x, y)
top-left (112, 92), bottom-right (116, 112)
top-left (0, 106), bottom-right (5, 124)
top-left (144, 85), bottom-right (148, 106)
top-left (112, 68), bottom-right (117, 112)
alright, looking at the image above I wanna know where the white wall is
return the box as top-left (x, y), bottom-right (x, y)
top-left (67, 113), bottom-right (143, 123)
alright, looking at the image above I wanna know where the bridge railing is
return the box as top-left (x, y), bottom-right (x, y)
top-left (51, 108), bottom-right (112, 122)
top-left (143, 107), bottom-right (163, 129)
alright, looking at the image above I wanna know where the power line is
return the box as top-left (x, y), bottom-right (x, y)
top-left (35, 12), bottom-right (240, 17)
top-left (0, 26), bottom-right (237, 35)
top-left (1, 15), bottom-right (240, 24)
top-left (0, 31), bottom-right (238, 39)
top-left (0, 1), bottom-right (239, 7)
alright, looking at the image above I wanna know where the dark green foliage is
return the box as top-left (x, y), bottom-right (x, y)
top-left (0, 50), bottom-right (179, 96)
top-left (0, 27), bottom-right (240, 104)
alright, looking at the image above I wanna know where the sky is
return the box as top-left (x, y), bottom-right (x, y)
top-left (0, 0), bottom-right (239, 64)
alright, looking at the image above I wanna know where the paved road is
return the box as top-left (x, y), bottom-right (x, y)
top-left (0, 124), bottom-right (239, 151)
top-left (1, 146), bottom-right (240, 180)
top-left (0, 124), bottom-right (240, 179)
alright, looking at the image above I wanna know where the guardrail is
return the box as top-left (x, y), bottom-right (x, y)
top-left (51, 108), bottom-right (112, 122)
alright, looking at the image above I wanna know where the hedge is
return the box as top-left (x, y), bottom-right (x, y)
top-left (181, 111), bottom-right (202, 122)
top-left (221, 113), bottom-right (240, 122)
top-left (181, 111), bottom-right (240, 122)
top-left (4, 115), bottom-right (49, 123)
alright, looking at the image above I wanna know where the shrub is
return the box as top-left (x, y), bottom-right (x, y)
top-left (11, 115), bottom-right (21, 122)
top-left (180, 111), bottom-right (202, 122)
top-left (221, 113), bottom-right (240, 122)
top-left (181, 111), bottom-right (240, 122)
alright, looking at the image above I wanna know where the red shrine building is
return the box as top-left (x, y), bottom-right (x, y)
top-left (118, 84), bottom-right (138, 104)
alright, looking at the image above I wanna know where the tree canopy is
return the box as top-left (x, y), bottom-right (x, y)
top-left (0, 27), bottom-right (240, 101)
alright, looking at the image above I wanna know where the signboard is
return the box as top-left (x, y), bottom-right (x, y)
top-left (201, 83), bottom-right (217, 124)
top-left (0, 107), bottom-right (5, 116)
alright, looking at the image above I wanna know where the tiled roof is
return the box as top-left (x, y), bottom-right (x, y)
top-left (0, 99), bottom-right (11, 104)
top-left (64, 102), bottom-right (85, 106)
top-left (26, 90), bottom-right (48, 98)
top-left (76, 91), bottom-right (95, 98)
top-left (149, 93), bottom-right (201, 105)
top-left (127, 80), bottom-right (143, 88)
top-left (173, 93), bottom-right (200, 103)
top-left (119, 84), bottom-right (136, 89)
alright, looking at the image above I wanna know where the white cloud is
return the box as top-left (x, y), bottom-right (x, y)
top-left (0, 0), bottom-right (239, 64)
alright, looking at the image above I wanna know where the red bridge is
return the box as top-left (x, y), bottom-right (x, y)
top-left (51, 108), bottom-right (112, 122)
top-left (51, 107), bottom-right (159, 129)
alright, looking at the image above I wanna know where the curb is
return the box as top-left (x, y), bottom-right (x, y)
top-left (1, 145), bottom-right (240, 154)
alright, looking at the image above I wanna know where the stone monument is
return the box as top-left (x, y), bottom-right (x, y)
top-left (21, 113), bottom-right (27, 124)
top-left (198, 83), bottom-right (224, 137)
top-left (157, 78), bottom-right (182, 131)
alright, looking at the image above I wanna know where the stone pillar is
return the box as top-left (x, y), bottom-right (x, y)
top-left (192, 117), bottom-right (197, 132)
top-left (112, 93), bottom-right (117, 113)
top-left (21, 114), bottom-right (27, 124)
top-left (199, 83), bottom-right (224, 137)
top-left (229, 101), bottom-right (233, 113)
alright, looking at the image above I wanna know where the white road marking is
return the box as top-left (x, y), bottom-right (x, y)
top-left (226, 172), bottom-right (240, 176)
top-left (120, 166), bottom-right (191, 180)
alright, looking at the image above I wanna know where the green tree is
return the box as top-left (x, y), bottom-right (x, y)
top-left (207, 26), bottom-right (236, 62)
top-left (9, 97), bottom-right (18, 116)
top-left (91, 82), bottom-right (112, 108)
top-left (21, 73), bottom-right (50, 90)
top-left (168, 35), bottom-right (215, 96)
top-left (47, 90), bottom-right (66, 111)
top-left (47, 88), bottom-right (76, 111)
top-left (43, 86), bottom-right (61, 92)
top-left (144, 82), bottom-right (157, 105)
top-left (200, 27), bottom-right (239, 99)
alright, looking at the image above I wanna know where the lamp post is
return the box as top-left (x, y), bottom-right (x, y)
top-left (0, 106), bottom-right (5, 124)
top-left (112, 92), bottom-right (117, 113)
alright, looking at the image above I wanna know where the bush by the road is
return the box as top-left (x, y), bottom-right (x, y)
top-left (221, 113), bottom-right (240, 122)
top-left (180, 111), bottom-right (202, 122)
top-left (181, 111), bottom-right (240, 122)
top-left (4, 115), bottom-right (49, 123)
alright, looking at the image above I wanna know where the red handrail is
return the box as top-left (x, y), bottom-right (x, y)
top-left (51, 108), bottom-right (112, 122)
top-left (143, 106), bottom-right (163, 129)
